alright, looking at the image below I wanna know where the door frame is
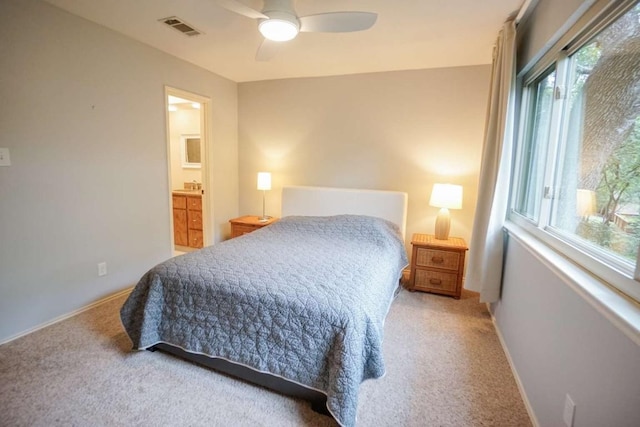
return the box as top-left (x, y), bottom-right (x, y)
top-left (164, 86), bottom-right (212, 251)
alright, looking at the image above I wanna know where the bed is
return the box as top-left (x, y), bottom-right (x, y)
top-left (120, 186), bottom-right (408, 427)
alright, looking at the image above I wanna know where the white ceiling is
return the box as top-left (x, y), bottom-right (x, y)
top-left (44, 0), bottom-right (524, 83)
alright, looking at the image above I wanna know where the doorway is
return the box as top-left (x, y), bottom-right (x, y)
top-left (165, 87), bottom-right (211, 256)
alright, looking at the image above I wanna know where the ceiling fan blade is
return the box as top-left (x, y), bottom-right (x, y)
top-left (255, 38), bottom-right (285, 61)
top-left (299, 12), bottom-right (377, 33)
top-left (213, 0), bottom-right (267, 19)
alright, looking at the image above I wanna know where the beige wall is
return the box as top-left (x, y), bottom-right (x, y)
top-left (238, 66), bottom-right (491, 252)
top-left (169, 109), bottom-right (202, 190)
top-left (0, 0), bottom-right (238, 342)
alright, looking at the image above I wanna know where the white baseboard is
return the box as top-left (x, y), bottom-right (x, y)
top-left (0, 286), bottom-right (134, 346)
top-left (489, 304), bottom-right (540, 427)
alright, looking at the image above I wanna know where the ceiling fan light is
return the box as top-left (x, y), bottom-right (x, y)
top-left (259, 18), bottom-right (299, 41)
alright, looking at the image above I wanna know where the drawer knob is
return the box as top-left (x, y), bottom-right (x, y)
top-left (429, 278), bottom-right (442, 285)
top-left (431, 256), bottom-right (444, 264)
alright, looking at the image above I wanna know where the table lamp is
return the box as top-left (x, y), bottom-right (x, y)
top-left (429, 183), bottom-right (463, 240)
top-left (576, 189), bottom-right (596, 220)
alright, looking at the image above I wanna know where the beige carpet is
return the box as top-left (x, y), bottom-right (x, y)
top-left (0, 288), bottom-right (531, 426)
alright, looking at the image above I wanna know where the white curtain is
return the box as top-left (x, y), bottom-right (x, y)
top-left (465, 19), bottom-right (517, 302)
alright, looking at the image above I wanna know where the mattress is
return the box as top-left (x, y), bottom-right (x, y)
top-left (120, 214), bottom-right (408, 426)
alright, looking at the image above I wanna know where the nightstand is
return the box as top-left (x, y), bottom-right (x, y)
top-left (409, 233), bottom-right (468, 299)
top-left (229, 215), bottom-right (278, 238)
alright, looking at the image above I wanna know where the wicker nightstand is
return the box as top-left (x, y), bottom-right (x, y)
top-left (229, 215), bottom-right (278, 238)
top-left (409, 233), bottom-right (468, 299)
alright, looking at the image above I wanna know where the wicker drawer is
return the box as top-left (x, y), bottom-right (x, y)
top-left (231, 223), bottom-right (261, 237)
top-left (409, 234), bottom-right (468, 299)
top-left (413, 269), bottom-right (458, 293)
top-left (229, 216), bottom-right (278, 239)
top-left (415, 247), bottom-right (460, 271)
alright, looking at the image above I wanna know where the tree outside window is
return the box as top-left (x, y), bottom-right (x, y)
top-left (551, 4), bottom-right (640, 263)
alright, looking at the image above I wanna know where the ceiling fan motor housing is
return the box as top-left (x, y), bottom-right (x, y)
top-left (258, 10), bottom-right (300, 41)
top-left (213, 0), bottom-right (377, 58)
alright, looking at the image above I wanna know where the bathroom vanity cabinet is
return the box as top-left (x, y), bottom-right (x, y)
top-left (172, 192), bottom-right (203, 249)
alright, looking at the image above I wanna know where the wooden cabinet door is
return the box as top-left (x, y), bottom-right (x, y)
top-left (173, 209), bottom-right (188, 246)
top-left (172, 195), bottom-right (187, 209)
top-left (187, 209), bottom-right (203, 230)
top-left (189, 229), bottom-right (203, 249)
top-left (187, 196), bottom-right (202, 211)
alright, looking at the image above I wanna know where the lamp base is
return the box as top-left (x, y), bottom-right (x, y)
top-left (259, 190), bottom-right (271, 222)
top-left (434, 208), bottom-right (451, 240)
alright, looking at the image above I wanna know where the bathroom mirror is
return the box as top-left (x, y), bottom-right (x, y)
top-left (181, 134), bottom-right (201, 169)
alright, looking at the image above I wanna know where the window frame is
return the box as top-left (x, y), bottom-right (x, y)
top-left (512, 66), bottom-right (557, 223)
top-left (509, 0), bottom-right (640, 302)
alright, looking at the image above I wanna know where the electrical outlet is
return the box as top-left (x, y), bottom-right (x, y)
top-left (98, 262), bottom-right (107, 277)
top-left (0, 148), bottom-right (11, 166)
top-left (563, 394), bottom-right (575, 427)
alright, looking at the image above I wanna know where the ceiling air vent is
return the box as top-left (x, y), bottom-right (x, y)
top-left (160, 16), bottom-right (202, 37)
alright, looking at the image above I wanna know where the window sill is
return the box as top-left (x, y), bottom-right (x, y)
top-left (504, 221), bottom-right (640, 346)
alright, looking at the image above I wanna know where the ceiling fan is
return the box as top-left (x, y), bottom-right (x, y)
top-left (214, 0), bottom-right (378, 61)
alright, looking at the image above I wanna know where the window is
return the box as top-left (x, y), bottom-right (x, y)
top-left (511, 2), bottom-right (640, 301)
top-left (513, 69), bottom-right (555, 221)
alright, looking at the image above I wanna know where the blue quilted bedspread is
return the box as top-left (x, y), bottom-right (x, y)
top-left (120, 215), bottom-right (408, 426)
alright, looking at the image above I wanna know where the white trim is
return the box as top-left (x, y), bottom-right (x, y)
top-left (0, 286), bottom-right (134, 345)
top-left (515, 0), bottom-right (538, 24)
top-left (489, 307), bottom-right (540, 427)
top-left (504, 221), bottom-right (640, 346)
top-left (164, 86), bottom-right (213, 248)
top-left (518, 0), bottom-right (599, 78)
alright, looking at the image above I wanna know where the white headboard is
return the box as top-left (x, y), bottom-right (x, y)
top-left (281, 186), bottom-right (408, 239)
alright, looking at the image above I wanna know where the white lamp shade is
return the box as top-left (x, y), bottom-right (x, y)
top-left (257, 172), bottom-right (272, 191)
top-left (429, 183), bottom-right (463, 210)
top-left (576, 189), bottom-right (596, 216)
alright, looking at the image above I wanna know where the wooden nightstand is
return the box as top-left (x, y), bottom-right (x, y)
top-left (409, 233), bottom-right (468, 299)
top-left (229, 215), bottom-right (278, 238)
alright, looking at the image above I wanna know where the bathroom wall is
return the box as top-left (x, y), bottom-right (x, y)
top-left (169, 108), bottom-right (202, 190)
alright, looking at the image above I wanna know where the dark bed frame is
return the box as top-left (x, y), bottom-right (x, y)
top-left (147, 343), bottom-right (331, 416)
top-left (146, 284), bottom-right (403, 420)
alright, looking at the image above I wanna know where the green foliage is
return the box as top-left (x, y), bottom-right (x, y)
top-left (575, 42), bottom-right (601, 71)
top-left (585, 116), bottom-right (640, 260)
top-left (597, 116), bottom-right (640, 208)
top-left (578, 218), bottom-right (639, 261)
top-left (570, 41), bottom-right (602, 95)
